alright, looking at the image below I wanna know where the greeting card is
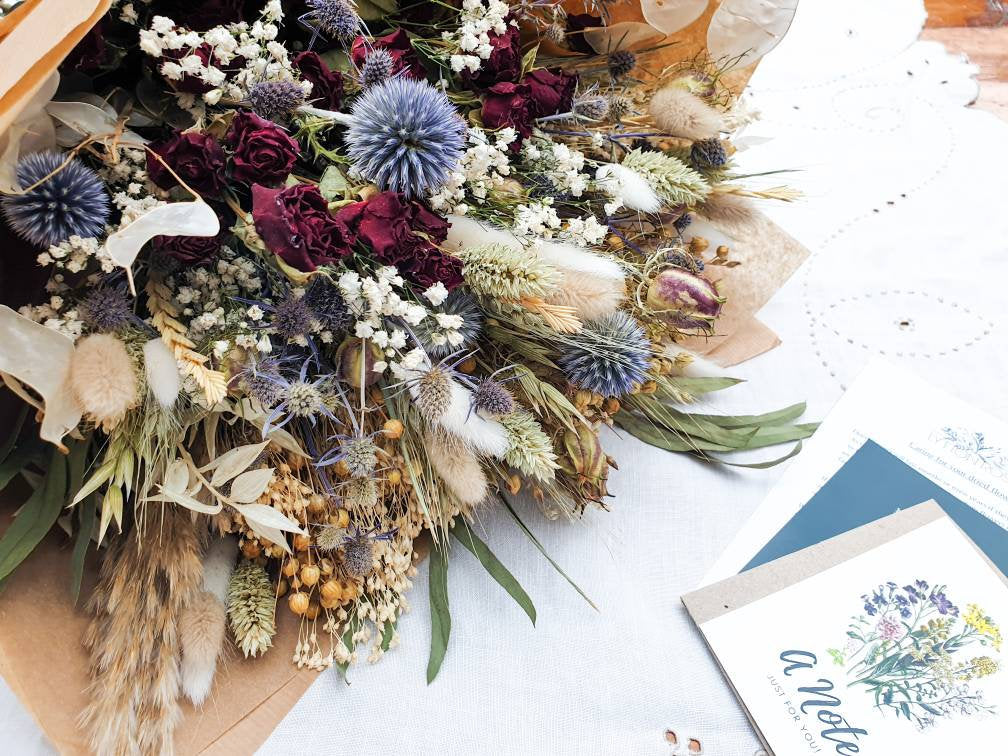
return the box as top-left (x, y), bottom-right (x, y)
top-left (684, 503), bottom-right (1008, 755)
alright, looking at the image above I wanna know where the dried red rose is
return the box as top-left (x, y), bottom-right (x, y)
top-left (461, 23), bottom-right (521, 90)
top-left (293, 51), bottom-right (345, 111)
top-left (226, 111), bottom-right (300, 186)
top-left (350, 29), bottom-right (427, 80)
top-left (251, 184), bottom-right (356, 272)
top-left (480, 81), bottom-right (535, 144)
top-left (336, 192), bottom-right (463, 290)
top-left (524, 68), bottom-right (578, 117)
top-left (152, 229), bottom-right (224, 266)
top-left (147, 130), bottom-right (227, 197)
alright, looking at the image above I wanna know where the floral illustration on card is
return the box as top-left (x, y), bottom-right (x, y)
top-left (827, 580), bottom-right (1002, 730)
top-left (932, 427), bottom-right (1007, 477)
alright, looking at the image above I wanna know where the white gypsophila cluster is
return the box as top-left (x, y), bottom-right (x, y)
top-left (522, 137), bottom-right (589, 197)
top-left (442, 0), bottom-right (513, 73)
top-left (337, 267), bottom-right (464, 377)
top-left (171, 248), bottom-right (268, 352)
top-left (36, 235), bottom-right (115, 274)
top-left (139, 1), bottom-right (307, 110)
top-left (559, 215), bottom-right (608, 246)
top-left (428, 127), bottom-right (515, 213)
top-left (18, 274), bottom-right (85, 339)
top-left (99, 147), bottom-right (151, 197)
top-left (512, 199), bottom-right (562, 238)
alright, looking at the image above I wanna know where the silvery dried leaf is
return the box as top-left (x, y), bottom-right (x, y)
top-left (245, 520), bottom-right (292, 554)
top-left (162, 458), bottom-right (189, 494)
top-left (582, 22), bottom-right (663, 54)
top-left (148, 488), bottom-right (223, 515)
top-left (104, 200), bottom-right (220, 273)
top-left (228, 467), bottom-right (274, 504)
top-left (230, 502), bottom-right (307, 535)
top-left (45, 100), bottom-right (147, 147)
top-left (707, 0), bottom-right (799, 66)
top-left (640, 0), bottom-right (709, 35)
top-left (204, 440), bottom-right (270, 486)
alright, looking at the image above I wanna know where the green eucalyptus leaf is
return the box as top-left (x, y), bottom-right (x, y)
top-left (0, 440), bottom-right (43, 492)
top-left (451, 520), bottom-right (535, 625)
top-left (319, 165), bottom-right (348, 201)
top-left (665, 376), bottom-right (743, 396)
top-left (0, 405), bottom-right (28, 464)
top-left (70, 495), bottom-right (96, 604)
top-left (683, 402), bottom-right (808, 429)
top-left (501, 498), bottom-right (597, 611)
top-left (426, 545), bottom-right (451, 684)
top-left (0, 445), bottom-right (69, 583)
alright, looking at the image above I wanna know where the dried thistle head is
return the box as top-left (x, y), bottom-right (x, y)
top-left (414, 367), bottom-right (452, 421)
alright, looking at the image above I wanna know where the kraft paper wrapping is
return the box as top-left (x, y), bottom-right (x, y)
top-left (679, 212), bottom-right (810, 367)
top-left (0, 500), bottom-right (320, 755)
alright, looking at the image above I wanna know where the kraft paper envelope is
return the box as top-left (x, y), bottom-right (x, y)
top-left (682, 501), bottom-right (1008, 754)
top-left (0, 499), bottom-right (320, 755)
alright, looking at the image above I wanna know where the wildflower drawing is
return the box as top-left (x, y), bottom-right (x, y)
top-left (827, 580), bottom-right (1002, 730)
top-left (932, 427), bottom-right (1007, 477)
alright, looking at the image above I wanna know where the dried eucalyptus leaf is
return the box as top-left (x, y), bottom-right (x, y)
top-left (230, 502), bottom-right (306, 535)
top-left (205, 440), bottom-right (270, 486)
top-left (149, 488), bottom-right (223, 515)
top-left (582, 22), bottom-right (663, 54)
top-left (640, 0), bottom-right (709, 35)
top-left (246, 520), bottom-right (292, 553)
top-left (105, 201), bottom-right (220, 272)
top-left (707, 0), bottom-right (799, 66)
top-left (162, 458), bottom-right (189, 494)
top-left (228, 467), bottom-right (274, 504)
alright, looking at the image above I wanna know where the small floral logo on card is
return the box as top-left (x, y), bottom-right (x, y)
top-left (827, 580), bottom-right (1002, 730)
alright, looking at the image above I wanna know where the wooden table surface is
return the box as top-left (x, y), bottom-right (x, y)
top-left (924, 0), bottom-right (1008, 121)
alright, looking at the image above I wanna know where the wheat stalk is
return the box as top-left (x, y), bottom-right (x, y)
top-left (145, 274), bottom-right (227, 405)
top-left (520, 297), bottom-right (582, 334)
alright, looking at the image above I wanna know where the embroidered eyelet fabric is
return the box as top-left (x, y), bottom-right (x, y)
top-left (2, 1), bottom-right (1006, 753)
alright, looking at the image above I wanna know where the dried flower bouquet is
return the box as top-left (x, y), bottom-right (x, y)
top-left (0, 0), bottom-right (809, 752)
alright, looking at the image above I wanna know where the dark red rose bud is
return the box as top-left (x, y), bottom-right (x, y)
top-left (152, 229), bottom-right (224, 266)
top-left (226, 111), bottom-right (300, 186)
top-left (251, 183), bottom-right (355, 272)
top-left (480, 82), bottom-right (535, 145)
top-left (524, 68), bottom-right (578, 117)
top-left (147, 130), bottom-right (227, 197)
top-left (461, 23), bottom-right (520, 90)
top-left (293, 51), bottom-right (345, 111)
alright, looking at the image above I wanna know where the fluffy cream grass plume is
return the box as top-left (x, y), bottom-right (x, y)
top-left (697, 191), bottom-right (758, 231)
top-left (81, 508), bottom-right (203, 756)
top-left (143, 337), bottom-right (182, 408)
top-left (180, 536), bottom-right (237, 706)
top-left (409, 365), bottom-right (510, 458)
top-left (649, 86), bottom-right (724, 140)
top-left (424, 431), bottom-right (488, 506)
top-left (68, 333), bottom-right (138, 430)
top-left (446, 215), bottom-right (625, 320)
top-left (594, 162), bottom-right (661, 214)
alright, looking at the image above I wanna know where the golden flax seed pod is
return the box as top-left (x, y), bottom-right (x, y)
top-left (321, 579), bottom-right (341, 602)
top-left (288, 591), bottom-right (309, 615)
top-left (383, 419), bottom-right (404, 439)
top-left (282, 558), bottom-right (300, 578)
top-left (300, 564), bottom-right (320, 587)
top-left (293, 533), bottom-right (311, 552)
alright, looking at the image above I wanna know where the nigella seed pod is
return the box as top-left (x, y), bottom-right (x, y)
top-left (559, 425), bottom-right (610, 501)
top-left (335, 336), bottom-right (383, 388)
top-left (646, 268), bottom-right (724, 332)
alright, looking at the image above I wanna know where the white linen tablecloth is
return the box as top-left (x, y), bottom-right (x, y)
top-left (3, 1), bottom-right (1007, 753)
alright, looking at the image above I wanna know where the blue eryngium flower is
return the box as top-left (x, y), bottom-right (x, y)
top-left (2, 151), bottom-right (110, 248)
top-left (345, 77), bottom-right (465, 198)
top-left (557, 311), bottom-right (652, 397)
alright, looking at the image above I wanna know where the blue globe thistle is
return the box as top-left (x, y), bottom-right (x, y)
top-left (573, 93), bottom-right (609, 121)
top-left (360, 48), bottom-right (395, 89)
top-left (248, 80), bottom-right (305, 122)
top-left (307, 0), bottom-right (360, 42)
top-left (341, 532), bottom-right (373, 577)
top-left (690, 138), bottom-right (728, 169)
top-left (345, 77), bottom-right (465, 198)
top-left (79, 284), bottom-right (137, 332)
top-left (608, 50), bottom-right (637, 79)
top-left (303, 276), bottom-right (351, 332)
top-left (270, 292), bottom-right (315, 343)
top-left (472, 378), bottom-right (515, 416)
top-left (418, 289), bottom-right (483, 360)
top-left (1, 151), bottom-right (109, 248)
top-left (557, 311), bottom-right (652, 397)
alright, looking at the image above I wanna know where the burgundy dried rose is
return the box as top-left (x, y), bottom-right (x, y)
top-left (524, 68), bottom-right (577, 117)
top-left (294, 51), bottom-right (345, 111)
top-left (152, 230), bottom-right (224, 266)
top-left (564, 13), bottom-right (602, 55)
top-left (461, 23), bottom-right (521, 90)
top-left (350, 29), bottom-right (426, 80)
top-left (251, 183), bottom-right (355, 272)
top-left (226, 111), bottom-right (300, 186)
top-left (62, 22), bottom-right (109, 72)
top-left (154, 0), bottom-right (245, 30)
top-left (645, 267), bottom-right (724, 331)
top-left (480, 82), bottom-right (534, 145)
top-left (147, 130), bottom-right (227, 197)
top-left (336, 191), bottom-right (462, 290)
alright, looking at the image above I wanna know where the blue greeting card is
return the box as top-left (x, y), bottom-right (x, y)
top-left (742, 439), bottom-right (1008, 575)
